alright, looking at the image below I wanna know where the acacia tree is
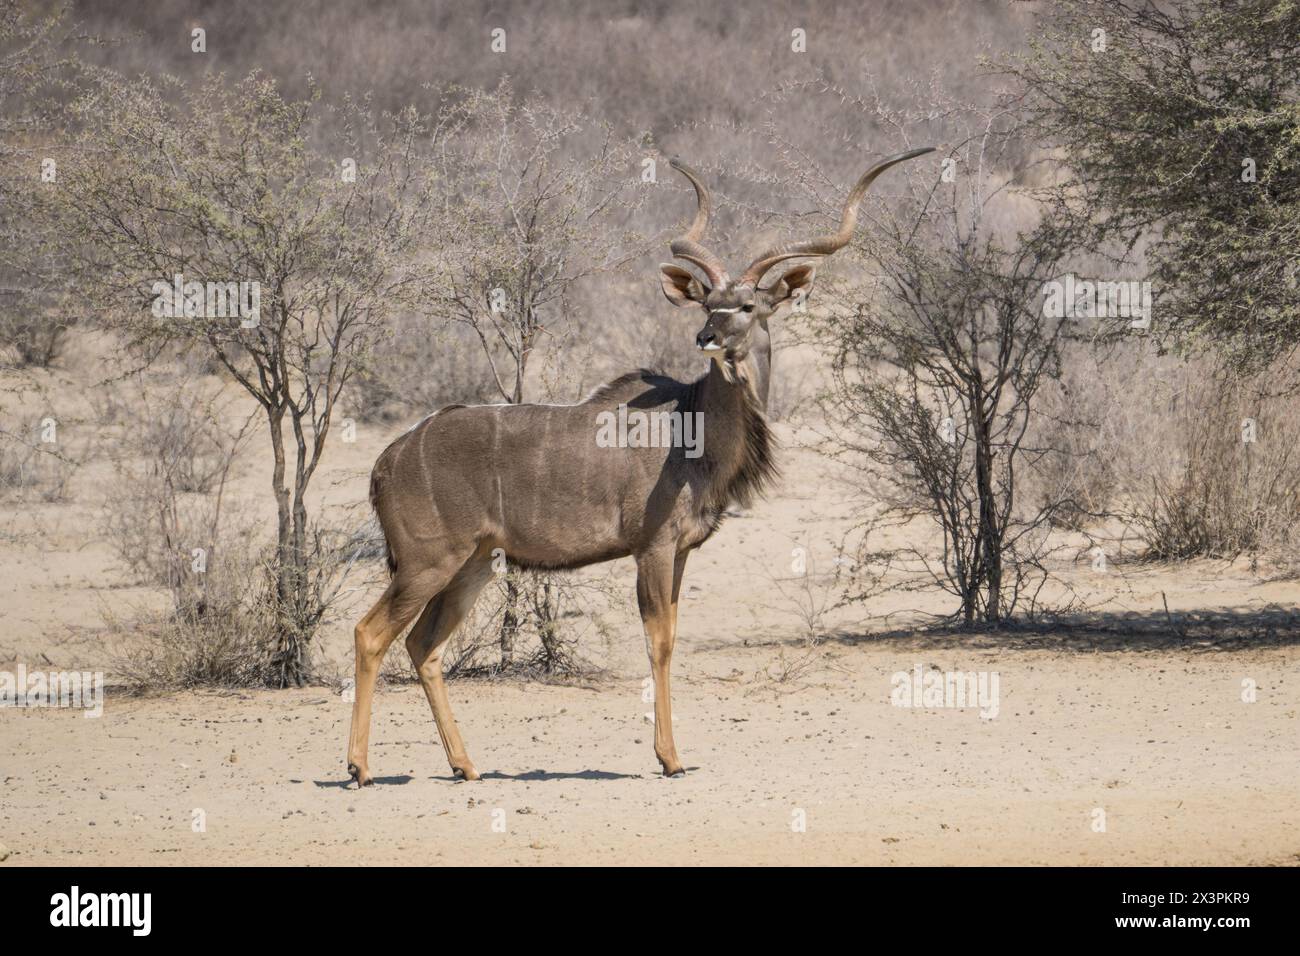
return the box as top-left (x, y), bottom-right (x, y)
top-left (49, 72), bottom-right (444, 684)
top-left (1008, 0), bottom-right (1300, 372)
top-left (422, 79), bottom-right (647, 668)
top-left (814, 99), bottom-right (1076, 625)
top-left (0, 0), bottom-right (94, 366)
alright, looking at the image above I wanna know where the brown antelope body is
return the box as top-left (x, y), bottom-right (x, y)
top-left (347, 147), bottom-right (933, 785)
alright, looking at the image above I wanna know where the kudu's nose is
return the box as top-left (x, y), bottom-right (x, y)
top-left (696, 330), bottom-right (717, 350)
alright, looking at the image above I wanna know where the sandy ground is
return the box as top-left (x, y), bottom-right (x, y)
top-left (3, 641), bottom-right (1299, 866)
top-left (2, 360), bottom-right (1299, 865)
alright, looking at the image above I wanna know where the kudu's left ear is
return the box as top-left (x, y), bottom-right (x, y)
top-left (660, 264), bottom-right (709, 307)
top-left (763, 264), bottom-right (817, 310)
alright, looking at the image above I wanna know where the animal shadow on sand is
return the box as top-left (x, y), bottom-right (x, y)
top-left (312, 768), bottom-right (650, 788)
top-left (459, 768), bottom-right (643, 782)
top-left (313, 774), bottom-right (414, 788)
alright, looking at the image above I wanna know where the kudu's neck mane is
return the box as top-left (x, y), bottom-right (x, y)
top-left (687, 325), bottom-right (777, 513)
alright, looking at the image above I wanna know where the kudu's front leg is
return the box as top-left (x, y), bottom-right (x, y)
top-left (636, 548), bottom-right (689, 777)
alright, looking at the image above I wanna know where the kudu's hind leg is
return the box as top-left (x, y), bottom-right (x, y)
top-left (637, 548), bottom-right (689, 777)
top-left (346, 554), bottom-right (474, 788)
top-left (406, 550), bottom-right (494, 780)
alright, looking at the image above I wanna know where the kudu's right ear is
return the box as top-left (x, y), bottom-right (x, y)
top-left (659, 264), bottom-right (708, 307)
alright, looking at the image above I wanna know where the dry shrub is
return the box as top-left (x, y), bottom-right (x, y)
top-left (1031, 343), bottom-right (1300, 564)
top-left (140, 398), bottom-right (246, 495)
top-left (109, 517), bottom-right (363, 690)
top-left (434, 568), bottom-right (618, 680)
top-left (107, 547), bottom-right (271, 692)
top-left (100, 378), bottom-right (284, 688)
top-left (1126, 374), bottom-right (1300, 562)
top-left (1025, 342), bottom-right (1125, 529)
top-left (759, 645), bottom-right (830, 689)
top-left (103, 450), bottom-right (274, 689)
top-left (348, 316), bottom-right (498, 423)
top-left (0, 432), bottom-right (76, 501)
top-left (101, 381), bottom-right (254, 586)
top-left (0, 312), bottom-right (75, 368)
top-left (755, 541), bottom-right (841, 645)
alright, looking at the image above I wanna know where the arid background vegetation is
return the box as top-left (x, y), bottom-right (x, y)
top-left (1, 0), bottom-right (1297, 865)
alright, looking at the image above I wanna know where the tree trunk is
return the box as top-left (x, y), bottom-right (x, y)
top-left (266, 404), bottom-right (309, 687)
top-left (973, 409), bottom-right (1002, 624)
top-left (500, 575), bottom-right (519, 669)
top-left (537, 579), bottom-right (562, 670)
top-left (500, 336), bottom-right (530, 666)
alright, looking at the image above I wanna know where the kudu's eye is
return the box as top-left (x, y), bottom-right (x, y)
top-left (741, 304), bottom-right (755, 313)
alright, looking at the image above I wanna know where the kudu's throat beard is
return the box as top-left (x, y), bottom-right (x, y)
top-left (709, 348), bottom-right (765, 408)
top-left (713, 350), bottom-right (740, 385)
top-left (710, 330), bottom-right (766, 389)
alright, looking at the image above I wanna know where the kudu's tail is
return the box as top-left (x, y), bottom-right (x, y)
top-left (369, 470), bottom-right (397, 578)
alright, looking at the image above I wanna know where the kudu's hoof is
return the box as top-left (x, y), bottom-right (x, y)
top-left (347, 763), bottom-right (374, 788)
top-left (661, 765), bottom-right (686, 778)
top-left (452, 766), bottom-right (481, 782)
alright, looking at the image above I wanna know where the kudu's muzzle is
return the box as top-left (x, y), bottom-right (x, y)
top-left (696, 329), bottom-right (720, 351)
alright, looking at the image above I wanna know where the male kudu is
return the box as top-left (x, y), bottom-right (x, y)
top-left (347, 147), bottom-right (934, 785)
